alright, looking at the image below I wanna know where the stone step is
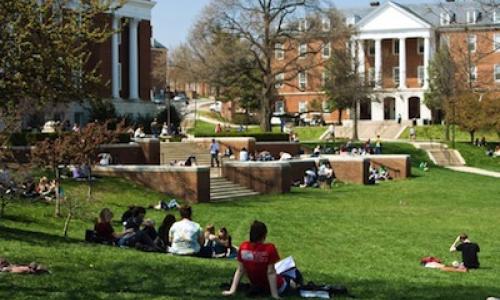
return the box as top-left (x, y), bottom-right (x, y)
top-left (209, 177), bottom-right (260, 201)
top-left (210, 192), bottom-right (260, 202)
top-left (211, 186), bottom-right (253, 194)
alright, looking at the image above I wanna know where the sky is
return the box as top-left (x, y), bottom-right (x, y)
top-left (151, 0), bottom-right (436, 49)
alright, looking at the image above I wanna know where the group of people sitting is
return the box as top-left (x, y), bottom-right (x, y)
top-left (300, 160), bottom-right (335, 189)
top-left (90, 205), bottom-right (236, 258)
top-left (368, 164), bottom-right (392, 184)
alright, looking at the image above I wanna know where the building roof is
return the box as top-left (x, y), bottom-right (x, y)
top-left (343, 0), bottom-right (498, 29)
top-left (153, 39), bottom-right (167, 49)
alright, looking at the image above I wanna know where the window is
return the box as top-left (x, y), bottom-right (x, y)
top-left (393, 67), bottom-right (400, 85)
top-left (322, 18), bottom-right (330, 31)
top-left (323, 42), bottom-right (331, 58)
top-left (494, 9), bottom-right (500, 23)
top-left (275, 73), bottom-right (284, 89)
top-left (440, 35), bottom-right (450, 48)
top-left (275, 101), bottom-right (285, 114)
top-left (368, 40), bottom-right (375, 56)
top-left (466, 11), bottom-right (477, 24)
top-left (298, 101), bottom-right (307, 113)
top-left (346, 15), bottom-right (360, 26)
top-left (298, 19), bottom-right (307, 32)
top-left (418, 66), bottom-right (425, 86)
top-left (368, 67), bottom-right (375, 86)
top-left (417, 38), bottom-right (425, 54)
top-left (468, 35), bottom-right (476, 53)
top-left (470, 66), bottom-right (477, 82)
top-left (275, 43), bottom-right (284, 60)
top-left (299, 43), bottom-right (307, 59)
top-left (495, 65), bottom-right (500, 82)
top-left (298, 71), bottom-right (307, 90)
top-left (322, 101), bottom-right (330, 113)
top-left (494, 34), bottom-right (500, 52)
top-left (321, 71), bottom-right (328, 87)
top-left (393, 39), bottom-right (400, 55)
top-left (440, 12), bottom-right (451, 25)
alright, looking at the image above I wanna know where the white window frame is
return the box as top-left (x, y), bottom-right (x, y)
top-left (298, 19), bottom-right (307, 32)
top-left (275, 73), bottom-right (284, 89)
top-left (393, 67), bottom-right (400, 85)
top-left (494, 64), bottom-right (500, 82)
top-left (468, 35), bottom-right (477, 53)
top-left (275, 43), bottom-right (284, 60)
top-left (322, 18), bottom-right (330, 31)
top-left (494, 34), bottom-right (500, 52)
top-left (392, 39), bottom-right (399, 55)
top-left (368, 67), bottom-right (375, 85)
top-left (321, 71), bottom-right (328, 87)
top-left (275, 101), bottom-right (285, 114)
top-left (440, 12), bottom-right (450, 25)
top-left (299, 43), bottom-right (307, 59)
top-left (466, 11), bottom-right (477, 24)
top-left (322, 100), bottom-right (330, 113)
top-left (298, 101), bottom-right (307, 113)
top-left (494, 9), bottom-right (500, 23)
top-left (322, 42), bottom-right (331, 58)
top-left (298, 71), bottom-right (307, 90)
top-left (368, 40), bottom-right (375, 56)
top-left (417, 65), bottom-right (425, 86)
top-left (470, 65), bottom-right (477, 82)
top-left (417, 38), bottom-right (425, 55)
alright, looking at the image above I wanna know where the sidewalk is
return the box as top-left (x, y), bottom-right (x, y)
top-left (445, 166), bottom-right (500, 179)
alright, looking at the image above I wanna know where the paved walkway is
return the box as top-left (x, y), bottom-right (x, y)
top-left (445, 166), bottom-right (500, 178)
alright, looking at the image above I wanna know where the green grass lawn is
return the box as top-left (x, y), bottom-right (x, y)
top-left (1, 168), bottom-right (500, 299)
top-left (400, 125), bottom-right (499, 142)
top-left (453, 142), bottom-right (500, 173)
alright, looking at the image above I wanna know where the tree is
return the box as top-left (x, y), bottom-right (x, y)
top-left (451, 91), bottom-right (485, 143)
top-left (481, 93), bottom-right (500, 137)
top-left (323, 42), bottom-right (374, 140)
top-left (425, 44), bottom-right (457, 141)
top-left (188, 0), bottom-right (348, 132)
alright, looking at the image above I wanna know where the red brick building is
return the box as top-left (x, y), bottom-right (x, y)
top-left (276, 1), bottom-right (500, 125)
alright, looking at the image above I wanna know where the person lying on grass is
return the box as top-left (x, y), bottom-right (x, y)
top-left (449, 233), bottom-right (480, 270)
top-left (0, 258), bottom-right (48, 274)
top-left (223, 220), bottom-right (302, 299)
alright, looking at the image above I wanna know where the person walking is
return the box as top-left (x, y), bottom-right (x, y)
top-left (209, 139), bottom-right (220, 167)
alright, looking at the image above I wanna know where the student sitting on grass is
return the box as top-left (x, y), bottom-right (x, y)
top-left (169, 205), bottom-right (204, 256)
top-left (449, 233), bottom-right (480, 270)
top-left (223, 221), bottom-right (302, 299)
top-left (156, 214), bottom-right (176, 251)
top-left (214, 227), bottom-right (237, 258)
top-left (117, 206), bottom-right (159, 251)
top-left (317, 161), bottom-right (335, 188)
top-left (94, 208), bottom-right (125, 244)
top-left (300, 169), bottom-right (318, 188)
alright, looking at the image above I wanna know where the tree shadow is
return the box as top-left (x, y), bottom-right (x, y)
top-left (0, 225), bottom-right (81, 246)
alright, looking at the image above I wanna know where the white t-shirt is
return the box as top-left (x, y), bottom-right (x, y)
top-left (239, 150), bottom-right (249, 161)
top-left (169, 219), bottom-right (202, 255)
top-left (280, 152), bottom-right (292, 160)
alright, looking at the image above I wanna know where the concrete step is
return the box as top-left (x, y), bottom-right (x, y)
top-left (209, 177), bottom-right (260, 202)
top-left (211, 192), bottom-right (260, 202)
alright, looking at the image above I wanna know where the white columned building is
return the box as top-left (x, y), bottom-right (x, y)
top-left (111, 15), bottom-right (120, 99)
top-left (351, 1), bottom-right (434, 124)
top-left (128, 18), bottom-right (139, 100)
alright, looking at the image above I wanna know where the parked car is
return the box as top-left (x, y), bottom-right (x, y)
top-left (210, 101), bottom-right (222, 113)
top-left (173, 91), bottom-right (189, 105)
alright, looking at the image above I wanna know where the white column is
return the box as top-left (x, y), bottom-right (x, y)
top-left (129, 18), bottom-right (139, 100)
top-left (111, 16), bottom-right (120, 99)
top-left (374, 39), bottom-right (382, 89)
top-left (358, 40), bottom-right (365, 79)
top-left (399, 38), bottom-right (406, 89)
top-left (423, 37), bottom-right (431, 89)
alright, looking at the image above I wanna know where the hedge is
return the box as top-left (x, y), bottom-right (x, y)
top-left (5, 132), bottom-right (131, 146)
top-left (194, 132), bottom-right (289, 142)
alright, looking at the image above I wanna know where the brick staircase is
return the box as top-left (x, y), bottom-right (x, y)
top-left (210, 177), bottom-right (260, 202)
top-left (329, 121), bottom-right (407, 140)
top-left (415, 143), bottom-right (465, 166)
top-left (161, 142), bottom-right (212, 165)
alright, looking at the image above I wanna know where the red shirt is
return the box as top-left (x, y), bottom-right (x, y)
top-left (237, 241), bottom-right (285, 291)
top-left (95, 222), bottom-right (115, 242)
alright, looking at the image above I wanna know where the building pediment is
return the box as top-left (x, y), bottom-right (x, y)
top-left (357, 1), bottom-right (432, 32)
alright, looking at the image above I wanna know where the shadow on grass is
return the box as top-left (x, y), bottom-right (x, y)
top-left (0, 225), bottom-right (81, 246)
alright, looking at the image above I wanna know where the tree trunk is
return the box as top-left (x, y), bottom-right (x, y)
top-left (445, 123), bottom-right (450, 141)
top-left (260, 95), bottom-right (272, 132)
top-left (338, 109), bottom-right (343, 125)
top-left (0, 196), bottom-right (6, 218)
top-left (54, 166), bottom-right (61, 217)
top-left (470, 130), bottom-right (475, 144)
top-left (352, 101), bottom-right (359, 141)
top-left (63, 210), bottom-right (72, 238)
top-left (87, 165), bottom-right (92, 201)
